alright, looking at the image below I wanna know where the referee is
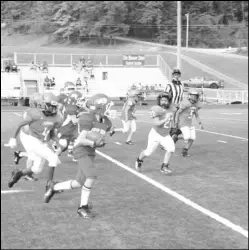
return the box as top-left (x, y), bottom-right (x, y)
top-left (165, 68), bottom-right (184, 106)
top-left (165, 68), bottom-right (184, 142)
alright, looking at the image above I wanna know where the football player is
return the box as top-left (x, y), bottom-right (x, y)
top-left (135, 92), bottom-right (176, 174)
top-left (7, 92), bottom-right (63, 189)
top-left (109, 89), bottom-right (140, 145)
top-left (53, 91), bottom-right (85, 160)
top-left (13, 92), bottom-right (44, 181)
top-left (44, 93), bottom-right (113, 218)
top-left (174, 89), bottom-right (204, 157)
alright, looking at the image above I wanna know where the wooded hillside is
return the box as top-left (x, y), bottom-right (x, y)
top-left (1, 1), bottom-right (248, 48)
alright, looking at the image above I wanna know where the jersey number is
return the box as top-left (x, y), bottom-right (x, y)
top-left (42, 127), bottom-right (51, 141)
top-left (164, 116), bottom-right (173, 128)
top-left (149, 111), bottom-right (156, 118)
top-left (188, 109), bottom-right (195, 119)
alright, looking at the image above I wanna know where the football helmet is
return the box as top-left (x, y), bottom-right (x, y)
top-left (67, 91), bottom-right (83, 105)
top-left (43, 92), bottom-right (59, 116)
top-left (157, 92), bottom-right (172, 109)
top-left (188, 89), bottom-right (200, 104)
top-left (87, 93), bottom-right (117, 118)
top-left (127, 89), bottom-right (140, 102)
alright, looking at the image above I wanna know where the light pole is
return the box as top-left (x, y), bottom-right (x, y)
top-left (185, 13), bottom-right (189, 49)
top-left (177, 1), bottom-right (181, 70)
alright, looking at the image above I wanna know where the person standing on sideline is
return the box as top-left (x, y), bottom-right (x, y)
top-left (165, 68), bottom-right (184, 106)
top-left (165, 68), bottom-right (184, 143)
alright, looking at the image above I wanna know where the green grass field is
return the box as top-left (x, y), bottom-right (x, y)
top-left (1, 105), bottom-right (248, 249)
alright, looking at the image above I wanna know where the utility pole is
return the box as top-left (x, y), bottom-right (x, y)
top-left (185, 13), bottom-right (189, 49)
top-left (177, 1), bottom-right (181, 70)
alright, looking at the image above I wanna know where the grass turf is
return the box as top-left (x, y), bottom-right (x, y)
top-left (1, 106), bottom-right (248, 249)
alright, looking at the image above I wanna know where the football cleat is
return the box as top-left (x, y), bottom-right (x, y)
top-left (77, 205), bottom-right (94, 218)
top-left (135, 158), bottom-right (143, 172)
top-left (23, 173), bottom-right (38, 182)
top-left (8, 169), bottom-right (23, 188)
top-left (181, 148), bottom-right (190, 157)
top-left (125, 141), bottom-right (133, 145)
top-left (109, 127), bottom-right (116, 137)
top-left (14, 151), bottom-right (23, 165)
top-left (44, 180), bottom-right (56, 203)
top-left (160, 163), bottom-right (172, 175)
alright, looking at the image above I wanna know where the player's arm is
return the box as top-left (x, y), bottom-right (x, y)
top-left (74, 116), bottom-right (95, 147)
top-left (194, 109), bottom-right (204, 129)
top-left (124, 104), bottom-right (130, 122)
top-left (152, 115), bottom-right (170, 127)
top-left (13, 111), bottom-right (33, 138)
top-left (7, 111), bottom-right (33, 149)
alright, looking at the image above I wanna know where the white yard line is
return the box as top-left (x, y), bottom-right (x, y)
top-left (217, 140), bottom-right (227, 143)
top-left (14, 113), bottom-right (22, 117)
top-left (96, 150), bottom-right (248, 238)
top-left (1, 190), bottom-right (33, 194)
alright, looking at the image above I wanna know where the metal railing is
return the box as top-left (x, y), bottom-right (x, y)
top-left (14, 52), bottom-right (159, 67)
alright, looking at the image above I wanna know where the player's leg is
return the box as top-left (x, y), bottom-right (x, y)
top-left (135, 128), bottom-right (159, 172)
top-left (45, 156), bottom-right (96, 218)
top-left (8, 154), bottom-right (44, 188)
top-left (110, 120), bottom-right (130, 136)
top-left (179, 126), bottom-right (192, 157)
top-left (160, 135), bottom-right (175, 174)
top-left (126, 119), bottom-right (136, 145)
top-left (182, 126), bottom-right (196, 156)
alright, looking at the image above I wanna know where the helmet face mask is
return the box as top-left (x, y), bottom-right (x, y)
top-left (188, 93), bottom-right (199, 104)
top-left (42, 92), bottom-right (59, 116)
top-left (44, 103), bottom-right (58, 116)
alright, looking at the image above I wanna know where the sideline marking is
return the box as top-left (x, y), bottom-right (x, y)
top-left (217, 140), bottom-right (227, 143)
top-left (96, 150), bottom-right (248, 238)
top-left (14, 113), bottom-right (22, 117)
top-left (1, 190), bottom-right (33, 194)
top-left (114, 142), bottom-right (122, 145)
top-left (221, 113), bottom-right (242, 115)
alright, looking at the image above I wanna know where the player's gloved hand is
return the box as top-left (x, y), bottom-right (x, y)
top-left (8, 138), bottom-right (17, 149)
top-left (132, 116), bottom-right (137, 120)
top-left (199, 123), bottom-right (204, 130)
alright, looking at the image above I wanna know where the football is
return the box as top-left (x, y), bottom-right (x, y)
top-left (86, 131), bottom-right (103, 142)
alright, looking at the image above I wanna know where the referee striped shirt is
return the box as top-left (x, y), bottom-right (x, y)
top-left (165, 79), bottom-right (184, 105)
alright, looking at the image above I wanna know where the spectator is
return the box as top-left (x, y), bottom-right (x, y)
top-left (10, 62), bottom-right (18, 73)
top-left (50, 77), bottom-right (56, 87)
top-left (76, 77), bottom-right (82, 87)
top-left (44, 76), bottom-right (51, 88)
top-left (30, 60), bottom-right (37, 71)
top-left (80, 57), bottom-right (86, 69)
top-left (42, 61), bottom-right (48, 73)
top-left (87, 59), bottom-right (93, 68)
top-left (4, 61), bottom-right (11, 72)
top-left (36, 61), bottom-right (42, 71)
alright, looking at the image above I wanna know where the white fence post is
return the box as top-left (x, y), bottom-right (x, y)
top-left (106, 55), bottom-right (108, 65)
top-left (14, 52), bottom-right (17, 64)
